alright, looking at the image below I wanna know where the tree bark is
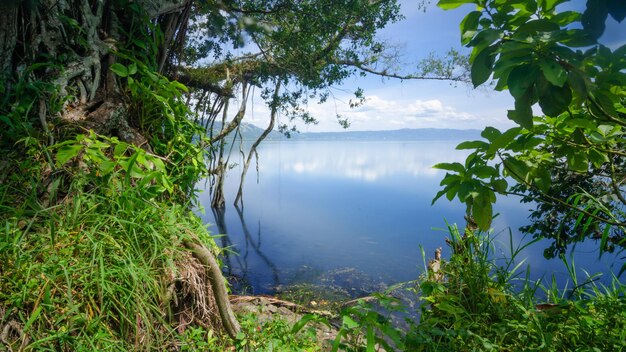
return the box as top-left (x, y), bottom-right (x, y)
top-left (0, 4), bottom-right (18, 77)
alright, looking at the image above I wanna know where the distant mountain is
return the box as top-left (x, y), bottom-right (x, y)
top-left (294, 128), bottom-right (481, 141)
top-left (207, 123), bottom-right (481, 141)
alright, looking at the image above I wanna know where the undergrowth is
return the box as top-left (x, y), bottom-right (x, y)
top-left (323, 223), bottom-right (626, 351)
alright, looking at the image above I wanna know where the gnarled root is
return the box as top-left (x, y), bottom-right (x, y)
top-left (181, 238), bottom-right (241, 339)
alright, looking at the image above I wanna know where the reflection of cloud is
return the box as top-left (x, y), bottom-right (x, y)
top-left (255, 140), bottom-right (468, 183)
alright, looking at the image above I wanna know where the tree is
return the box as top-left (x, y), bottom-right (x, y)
top-left (177, 0), bottom-right (470, 208)
top-left (433, 0), bottom-right (626, 270)
top-left (0, 0), bottom-right (469, 346)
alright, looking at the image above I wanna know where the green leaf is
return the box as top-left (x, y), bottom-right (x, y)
top-left (110, 63), bottom-right (129, 77)
top-left (507, 105), bottom-right (533, 130)
top-left (481, 127), bottom-right (502, 142)
top-left (471, 45), bottom-right (497, 87)
top-left (56, 144), bottom-right (83, 165)
top-left (588, 148), bottom-right (609, 168)
top-left (491, 178), bottom-right (508, 193)
top-left (540, 0), bottom-right (565, 12)
top-left (473, 192), bottom-right (493, 230)
top-left (607, 0), bottom-right (626, 22)
top-left (469, 29), bottom-right (501, 58)
top-left (533, 167), bottom-right (552, 193)
top-left (471, 165), bottom-right (497, 178)
top-left (515, 19), bottom-right (560, 36)
top-left (568, 70), bottom-right (588, 105)
top-left (567, 150), bottom-right (588, 172)
top-left (582, 0), bottom-right (608, 39)
top-left (460, 11), bottom-right (482, 45)
top-left (456, 140), bottom-right (489, 150)
top-left (99, 160), bottom-right (117, 176)
top-left (488, 127), bottom-right (523, 153)
top-left (508, 64), bottom-right (538, 99)
top-left (540, 58), bottom-right (568, 87)
top-left (128, 63), bottom-right (138, 75)
top-left (551, 11), bottom-right (581, 25)
top-left (113, 142), bottom-right (128, 157)
top-left (342, 315), bottom-right (359, 329)
top-left (538, 82), bottom-right (572, 117)
top-left (503, 157), bottom-right (530, 183)
top-left (437, 0), bottom-right (476, 10)
top-left (433, 162), bottom-right (465, 174)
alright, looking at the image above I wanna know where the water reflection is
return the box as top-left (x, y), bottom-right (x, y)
top-left (198, 140), bottom-right (623, 296)
top-left (255, 140), bottom-right (469, 181)
top-left (209, 206), bottom-right (281, 294)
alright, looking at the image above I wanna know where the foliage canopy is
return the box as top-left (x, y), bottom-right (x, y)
top-left (433, 0), bottom-right (626, 269)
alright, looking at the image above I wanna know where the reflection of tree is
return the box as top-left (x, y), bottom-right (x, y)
top-left (235, 205), bottom-right (281, 290)
top-left (211, 205), bottom-right (280, 293)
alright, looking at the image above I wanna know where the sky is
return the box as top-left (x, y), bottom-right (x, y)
top-left (243, 0), bottom-right (626, 132)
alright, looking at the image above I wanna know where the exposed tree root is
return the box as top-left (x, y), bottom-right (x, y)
top-left (181, 238), bottom-right (241, 339)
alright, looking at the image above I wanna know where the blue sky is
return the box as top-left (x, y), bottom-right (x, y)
top-left (245, 0), bottom-right (625, 132)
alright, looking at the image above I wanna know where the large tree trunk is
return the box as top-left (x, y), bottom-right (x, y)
top-left (0, 4), bottom-right (18, 77)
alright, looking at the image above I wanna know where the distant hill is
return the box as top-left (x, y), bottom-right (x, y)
top-left (294, 128), bottom-right (481, 141)
top-left (207, 122), bottom-right (481, 141)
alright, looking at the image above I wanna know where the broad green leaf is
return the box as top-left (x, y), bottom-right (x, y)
top-left (437, 0), bottom-right (476, 10)
top-left (481, 126), bottom-right (502, 142)
top-left (461, 11), bottom-right (482, 45)
top-left (473, 192), bottom-right (493, 230)
top-left (488, 126), bottom-right (523, 154)
top-left (559, 29), bottom-right (597, 47)
top-left (432, 188), bottom-right (449, 205)
top-left (471, 165), bottom-right (497, 178)
top-left (99, 160), bottom-right (117, 176)
top-left (566, 150), bottom-right (588, 172)
top-left (540, 0), bottom-right (565, 12)
top-left (540, 58), bottom-right (568, 87)
top-left (56, 144), bottom-right (83, 165)
top-left (507, 104), bottom-right (533, 129)
top-left (110, 63), bottom-right (129, 77)
top-left (515, 19), bottom-right (560, 36)
top-left (538, 82), bottom-right (572, 116)
top-left (565, 118), bottom-right (595, 130)
top-left (458, 181), bottom-right (475, 201)
top-left (436, 302), bottom-right (464, 315)
top-left (597, 124), bottom-right (617, 137)
top-left (114, 142), bottom-right (128, 157)
top-left (469, 29), bottom-right (501, 60)
top-left (567, 71), bottom-right (588, 105)
top-left (471, 45), bottom-right (497, 87)
top-left (433, 162), bottom-right (465, 174)
top-left (342, 315), bottom-right (359, 329)
top-left (503, 157), bottom-right (531, 183)
top-left (551, 11), bottom-right (581, 25)
top-left (440, 173), bottom-right (461, 186)
top-left (588, 148), bottom-right (609, 168)
top-left (446, 183), bottom-right (461, 201)
top-left (533, 167), bottom-right (552, 193)
top-left (582, 0), bottom-right (608, 39)
top-left (491, 178), bottom-right (508, 193)
top-left (456, 140), bottom-right (489, 150)
top-left (607, 0), bottom-right (626, 22)
top-left (508, 64), bottom-right (538, 99)
top-left (128, 63), bottom-right (138, 75)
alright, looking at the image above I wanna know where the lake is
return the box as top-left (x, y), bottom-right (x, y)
top-left (196, 139), bottom-right (623, 297)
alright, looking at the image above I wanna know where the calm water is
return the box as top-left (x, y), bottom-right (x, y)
top-left (196, 140), bottom-right (623, 295)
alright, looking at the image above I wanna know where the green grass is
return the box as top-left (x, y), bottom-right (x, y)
top-left (0, 188), bottom-right (219, 351)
